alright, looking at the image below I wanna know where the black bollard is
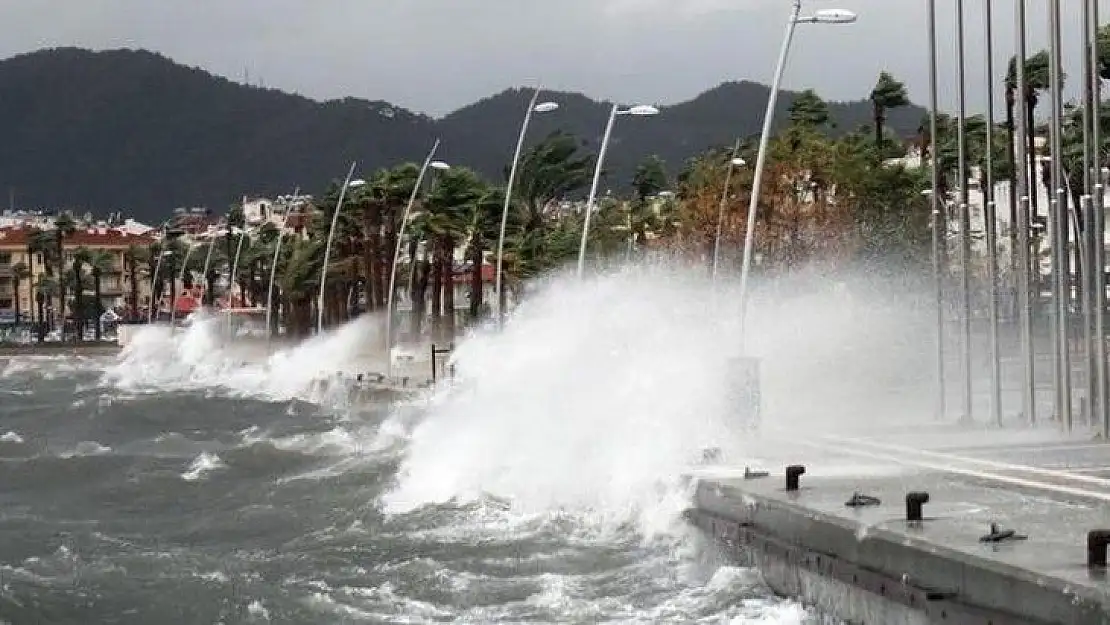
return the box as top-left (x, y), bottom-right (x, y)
top-left (785, 465), bottom-right (806, 492)
top-left (905, 491), bottom-right (930, 522)
top-left (1088, 530), bottom-right (1110, 567)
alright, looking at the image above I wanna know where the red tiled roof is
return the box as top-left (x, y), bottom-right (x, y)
top-left (0, 226), bottom-right (155, 248)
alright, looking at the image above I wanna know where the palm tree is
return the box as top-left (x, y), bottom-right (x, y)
top-left (463, 188), bottom-right (504, 322)
top-left (33, 275), bottom-right (56, 342)
top-left (869, 71), bottom-right (910, 152)
top-left (423, 167), bottom-right (487, 339)
top-left (123, 244), bottom-right (148, 321)
top-left (53, 213), bottom-right (76, 336)
top-left (72, 247), bottom-right (92, 338)
top-left (87, 250), bottom-right (114, 340)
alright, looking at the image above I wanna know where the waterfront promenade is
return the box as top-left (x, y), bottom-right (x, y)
top-left (689, 424), bottom-right (1110, 624)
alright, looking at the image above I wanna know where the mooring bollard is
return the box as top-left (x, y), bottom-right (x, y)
top-left (1088, 530), bottom-right (1110, 567)
top-left (785, 465), bottom-right (806, 492)
top-left (905, 491), bottom-right (930, 522)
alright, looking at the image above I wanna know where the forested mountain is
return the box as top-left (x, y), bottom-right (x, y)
top-left (0, 48), bottom-right (926, 221)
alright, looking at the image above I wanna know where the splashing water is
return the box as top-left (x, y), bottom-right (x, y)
top-left (99, 311), bottom-right (389, 401)
top-left (383, 266), bottom-right (939, 532)
top-left (382, 266), bottom-right (753, 536)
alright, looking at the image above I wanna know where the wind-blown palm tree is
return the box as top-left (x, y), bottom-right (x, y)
top-left (53, 213), bottom-right (76, 336)
top-left (869, 71), bottom-right (910, 153)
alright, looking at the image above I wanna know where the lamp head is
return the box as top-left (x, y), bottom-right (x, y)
top-left (812, 9), bottom-right (857, 23)
top-left (534, 101), bottom-right (559, 113)
top-left (730, 157), bottom-right (747, 167)
top-left (430, 161), bottom-right (451, 171)
top-left (627, 104), bottom-right (660, 116)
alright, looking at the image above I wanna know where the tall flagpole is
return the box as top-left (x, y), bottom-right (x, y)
top-left (956, 0), bottom-right (974, 423)
top-left (1015, 0), bottom-right (1036, 425)
top-left (928, 0), bottom-right (946, 421)
top-left (984, 0), bottom-right (1002, 426)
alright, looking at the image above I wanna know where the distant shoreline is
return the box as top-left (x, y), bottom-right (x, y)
top-left (0, 342), bottom-right (122, 356)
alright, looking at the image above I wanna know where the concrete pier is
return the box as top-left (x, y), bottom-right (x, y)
top-left (687, 430), bottom-right (1110, 624)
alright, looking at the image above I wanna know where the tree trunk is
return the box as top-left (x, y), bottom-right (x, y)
top-left (73, 265), bottom-right (84, 339)
top-left (364, 203), bottom-right (380, 312)
top-left (93, 271), bottom-right (103, 340)
top-left (56, 236), bottom-right (67, 337)
top-left (1005, 90), bottom-right (1019, 320)
top-left (873, 102), bottom-right (884, 149)
top-left (430, 244), bottom-right (443, 341)
top-left (12, 277), bottom-right (20, 328)
top-left (468, 237), bottom-right (483, 322)
top-left (442, 237), bottom-right (456, 339)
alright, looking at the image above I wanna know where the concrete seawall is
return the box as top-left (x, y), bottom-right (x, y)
top-left (687, 435), bottom-right (1110, 624)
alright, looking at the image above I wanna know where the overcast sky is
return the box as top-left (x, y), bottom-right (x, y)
top-left (1, 0), bottom-right (1108, 117)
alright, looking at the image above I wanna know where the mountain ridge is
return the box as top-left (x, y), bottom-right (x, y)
top-left (0, 47), bottom-right (926, 221)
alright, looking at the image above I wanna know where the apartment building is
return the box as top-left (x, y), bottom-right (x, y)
top-left (0, 226), bottom-right (156, 323)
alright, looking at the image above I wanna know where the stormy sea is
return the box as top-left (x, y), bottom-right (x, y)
top-left (0, 266), bottom-right (921, 624)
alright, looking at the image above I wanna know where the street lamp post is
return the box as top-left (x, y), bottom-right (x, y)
top-left (315, 163), bottom-right (363, 335)
top-left (711, 138), bottom-right (746, 281)
top-left (266, 187), bottom-right (300, 345)
top-left (927, 0), bottom-right (946, 422)
top-left (576, 103), bottom-right (659, 278)
top-left (147, 249), bottom-right (173, 324)
top-left (1090, 0), bottom-right (1108, 436)
top-left (384, 140), bottom-right (449, 380)
top-left (170, 242), bottom-right (197, 326)
top-left (735, 2), bottom-right (857, 345)
top-left (983, 0), bottom-right (1002, 426)
top-left (496, 90), bottom-right (558, 326)
top-left (1014, 0), bottom-right (1036, 426)
top-left (1047, 0), bottom-right (1072, 429)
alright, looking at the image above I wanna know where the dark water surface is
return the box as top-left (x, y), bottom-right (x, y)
top-left (0, 353), bottom-right (802, 624)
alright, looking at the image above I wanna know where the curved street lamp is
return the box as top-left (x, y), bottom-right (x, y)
top-left (576, 103), bottom-right (660, 278)
top-left (265, 187), bottom-right (300, 345)
top-left (384, 141), bottom-right (449, 380)
top-left (495, 89), bottom-right (559, 327)
top-left (735, 1), bottom-right (856, 346)
top-left (315, 164), bottom-right (363, 334)
top-left (711, 139), bottom-right (747, 281)
top-left (147, 249), bottom-right (173, 324)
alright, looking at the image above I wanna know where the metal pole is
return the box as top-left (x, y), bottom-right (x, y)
top-left (496, 88), bottom-right (542, 327)
top-left (227, 231), bottom-right (246, 341)
top-left (737, 0), bottom-right (803, 348)
top-left (712, 138), bottom-right (743, 281)
top-left (385, 139), bottom-right (441, 381)
top-left (170, 243), bottom-right (195, 325)
top-left (928, 0), bottom-right (946, 421)
top-left (984, 0), bottom-right (1002, 426)
top-left (147, 250), bottom-right (166, 324)
top-left (1091, 0), bottom-right (1108, 436)
top-left (1015, 0), bottom-right (1036, 425)
top-left (316, 161), bottom-right (358, 335)
top-left (956, 0), bottom-right (973, 423)
top-left (266, 187), bottom-right (299, 345)
top-left (1048, 0), bottom-right (1072, 429)
top-left (577, 104), bottom-right (620, 278)
top-left (1082, 0), bottom-right (1097, 428)
top-left (201, 238), bottom-right (216, 308)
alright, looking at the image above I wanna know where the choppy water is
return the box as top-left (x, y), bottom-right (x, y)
top-left (0, 267), bottom-right (916, 624)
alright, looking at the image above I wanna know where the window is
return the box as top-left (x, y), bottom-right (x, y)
top-left (0, 253), bottom-right (10, 265)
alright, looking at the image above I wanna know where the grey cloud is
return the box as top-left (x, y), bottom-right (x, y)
top-left (0, 0), bottom-right (1106, 117)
